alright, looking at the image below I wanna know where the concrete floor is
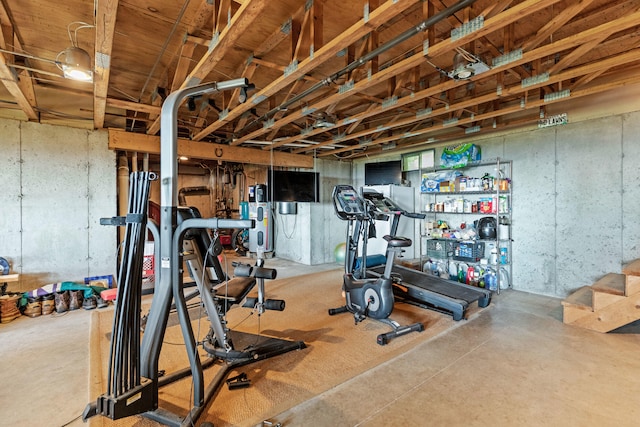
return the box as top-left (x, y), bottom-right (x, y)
top-left (2, 256), bottom-right (640, 427)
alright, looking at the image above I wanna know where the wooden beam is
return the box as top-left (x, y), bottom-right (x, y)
top-left (288, 2), bottom-right (640, 153)
top-left (108, 129), bottom-right (313, 168)
top-left (547, 37), bottom-right (605, 75)
top-left (291, 0), bottom-right (322, 63)
top-left (307, 41), bottom-right (640, 155)
top-left (188, 0), bottom-right (214, 34)
top-left (171, 41), bottom-right (197, 92)
top-left (0, 51), bottom-right (37, 120)
top-left (0, 0), bottom-right (37, 120)
top-left (94, 0), bottom-right (120, 129)
top-left (215, 0), bottom-right (232, 34)
top-left (311, 0), bottom-right (324, 55)
top-left (17, 69), bottom-right (36, 108)
top-left (522, 0), bottom-right (596, 51)
top-left (267, 78), bottom-right (305, 139)
top-left (483, 0), bottom-right (514, 20)
top-left (191, 0), bottom-right (420, 141)
top-left (291, 8), bottom-right (306, 62)
top-left (319, 51), bottom-right (640, 158)
top-left (254, 3), bottom-right (307, 58)
top-left (254, 0), bottom-right (564, 151)
top-left (146, 0), bottom-right (271, 135)
top-left (107, 98), bottom-right (161, 115)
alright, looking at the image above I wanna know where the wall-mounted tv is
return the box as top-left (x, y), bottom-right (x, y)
top-left (268, 169), bottom-right (321, 203)
top-left (364, 160), bottom-right (402, 185)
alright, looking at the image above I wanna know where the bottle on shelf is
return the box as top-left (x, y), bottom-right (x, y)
top-left (499, 215), bottom-right (510, 239)
top-left (489, 244), bottom-right (498, 265)
top-left (418, 159), bottom-right (512, 293)
top-left (484, 267), bottom-right (497, 291)
top-left (499, 247), bottom-right (508, 264)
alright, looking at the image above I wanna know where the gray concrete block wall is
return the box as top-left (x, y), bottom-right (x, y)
top-left (0, 119), bottom-right (116, 292)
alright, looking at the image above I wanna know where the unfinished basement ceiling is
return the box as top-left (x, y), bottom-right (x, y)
top-left (0, 0), bottom-right (638, 161)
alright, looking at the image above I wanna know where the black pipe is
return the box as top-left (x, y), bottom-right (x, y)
top-left (241, 0), bottom-right (478, 134)
top-left (178, 186), bottom-right (210, 206)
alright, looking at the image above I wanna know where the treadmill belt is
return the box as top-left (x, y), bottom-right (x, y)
top-left (371, 264), bottom-right (484, 303)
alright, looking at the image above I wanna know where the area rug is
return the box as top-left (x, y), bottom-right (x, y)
top-left (88, 268), bottom-right (486, 427)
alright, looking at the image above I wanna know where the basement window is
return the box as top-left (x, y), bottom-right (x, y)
top-left (402, 149), bottom-right (434, 171)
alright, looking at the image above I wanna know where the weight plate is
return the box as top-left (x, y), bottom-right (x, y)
top-left (0, 257), bottom-right (9, 275)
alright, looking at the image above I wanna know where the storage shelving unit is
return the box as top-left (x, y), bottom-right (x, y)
top-left (419, 158), bottom-right (512, 293)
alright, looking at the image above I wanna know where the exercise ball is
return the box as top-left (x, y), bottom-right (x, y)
top-left (334, 243), bottom-right (346, 264)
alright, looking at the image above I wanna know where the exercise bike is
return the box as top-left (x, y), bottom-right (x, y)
top-left (329, 184), bottom-right (424, 345)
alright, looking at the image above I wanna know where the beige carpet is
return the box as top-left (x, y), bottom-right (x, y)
top-left (89, 268), bottom-right (485, 427)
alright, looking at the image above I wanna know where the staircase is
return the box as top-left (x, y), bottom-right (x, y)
top-left (562, 260), bottom-right (640, 332)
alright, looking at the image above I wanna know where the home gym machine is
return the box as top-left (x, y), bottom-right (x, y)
top-left (362, 189), bottom-right (492, 321)
top-left (329, 184), bottom-right (424, 345)
top-left (83, 79), bottom-right (305, 427)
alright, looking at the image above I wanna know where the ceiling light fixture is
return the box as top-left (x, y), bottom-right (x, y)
top-left (448, 48), bottom-right (490, 80)
top-left (56, 21), bottom-right (94, 82)
top-left (313, 112), bottom-right (336, 128)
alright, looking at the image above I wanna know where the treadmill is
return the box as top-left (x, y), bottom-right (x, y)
top-left (362, 189), bottom-right (491, 321)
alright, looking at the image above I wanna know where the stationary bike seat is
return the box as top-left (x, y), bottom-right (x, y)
top-left (383, 235), bottom-right (412, 247)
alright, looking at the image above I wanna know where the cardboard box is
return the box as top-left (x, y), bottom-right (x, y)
top-left (439, 181), bottom-right (454, 192)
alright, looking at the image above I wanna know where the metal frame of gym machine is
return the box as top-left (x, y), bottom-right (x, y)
top-left (84, 79), bottom-right (304, 427)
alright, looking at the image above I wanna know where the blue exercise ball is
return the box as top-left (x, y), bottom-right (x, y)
top-left (334, 243), bottom-right (346, 264)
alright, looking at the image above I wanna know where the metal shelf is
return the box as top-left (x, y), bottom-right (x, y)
top-left (421, 190), bottom-right (508, 196)
top-left (419, 158), bottom-right (513, 294)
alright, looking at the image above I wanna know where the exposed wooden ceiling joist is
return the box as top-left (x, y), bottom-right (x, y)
top-left (0, 0), bottom-right (637, 164)
top-left (93, 0), bottom-right (119, 129)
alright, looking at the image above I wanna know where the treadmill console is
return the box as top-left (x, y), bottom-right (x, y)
top-left (332, 185), bottom-right (366, 219)
top-left (362, 190), bottom-right (399, 213)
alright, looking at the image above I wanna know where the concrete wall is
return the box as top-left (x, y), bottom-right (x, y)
top-left (2, 106), bottom-right (638, 299)
top-left (507, 112), bottom-right (639, 297)
top-left (0, 119), bottom-right (116, 292)
top-left (407, 110), bottom-right (640, 298)
top-left (345, 108), bottom-right (640, 298)
top-left (273, 159), bottom-right (351, 265)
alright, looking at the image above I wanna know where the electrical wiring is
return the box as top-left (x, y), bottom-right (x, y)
top-left (279, 211), bottom-right (297, 239)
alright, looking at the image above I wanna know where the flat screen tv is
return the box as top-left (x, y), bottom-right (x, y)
top-left (268, 169), bottom-right (321, 203)
top-left (364, 160), bottom-right (402, 185)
